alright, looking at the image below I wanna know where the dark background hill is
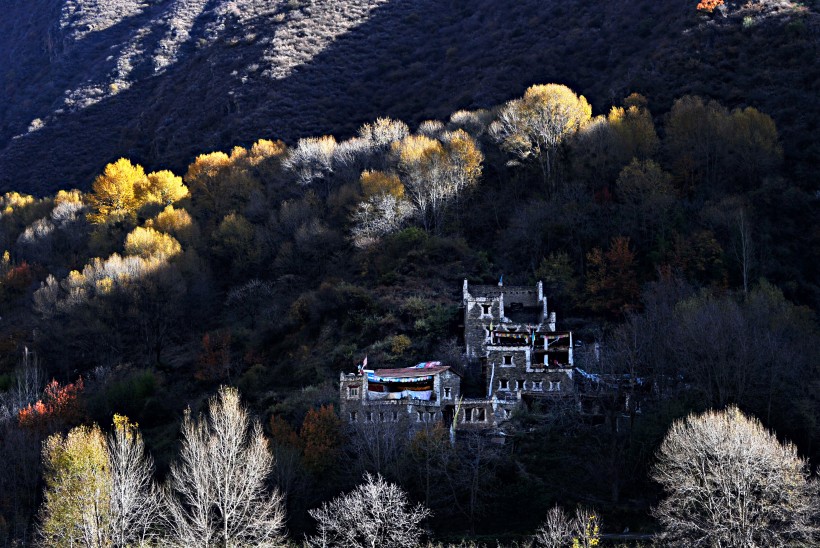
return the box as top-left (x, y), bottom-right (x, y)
top-left (0, 0), bottom-right (817, 194)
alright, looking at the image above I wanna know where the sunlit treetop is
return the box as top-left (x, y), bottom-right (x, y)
top-left (139, 170), bottom-right (189, 206)
top-left (359, 170), bottom-right (405, 199)
top-left (124, 226), bottom-right (182, 259)
top-left (86, 158), bottom-right (145, 224)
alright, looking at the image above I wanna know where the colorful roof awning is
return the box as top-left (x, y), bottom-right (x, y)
top-left (365, 362), bottom-right (449, 383)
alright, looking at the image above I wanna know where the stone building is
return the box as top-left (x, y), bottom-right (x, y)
top-left (463, 279), bottom-right (574, 402)
top-left (340, 279), bottom-right (574, 433)
top-left (340, 362), bottom-right (462, 427)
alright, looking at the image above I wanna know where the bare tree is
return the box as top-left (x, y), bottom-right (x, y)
top-left (350, 193), bottom-right (415, 248)
top-left (443, 431), bottom-right (502, 535)
top-left (734, 206), bottom-right (754, 296)
top-left (165, 386), bottom-right (286, 547)
top-left (534, 505), bottom-right (572, 548)
top-left (284, 136), bottom-right (337, 191)
top-left (307, 473), bottom-right (431, 548)
top-left (346, 413), bottom-right (410, 479)
top-left (534, 504), bottom-right (601, 548)
top-left (0, 347), bottom-right (44, 421)
top-left (358, 117), bottom-right (410, 151)
top-left (652, 406), bottom-right (818, 547)
top-left (226, 278), bottom-right (276, 329)
top-left (107, 414), bottom-right (160, 547)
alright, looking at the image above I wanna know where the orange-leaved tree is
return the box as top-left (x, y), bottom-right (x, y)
top-left (585, 236), bottom-right (640, 317)
top-left (697, 0), bottom-right (724, 13)
top-left (300, 404), bottom-right (343, 475)
top-left (18, 377), bottom-right (84, 433)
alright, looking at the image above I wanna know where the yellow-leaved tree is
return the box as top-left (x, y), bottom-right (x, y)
top-left (211, 212), bottom-right (261, 276)
top-left (185, 148), bottom-right (262, 222)
top-left (39, 424), bottom-right (112, 547)
top-left (146, 205), bottom-right (201, 246)
top-left (138, 170), bottom-right (189, 206)
top-left (607, 102), bottom-right (659, 163)
top-left (247, 138), bottom-right (288, 181)
top-left (727, 106), bottom-right (782, 188)
top-left (491, 83), bottom-right (591, 194)
top-left (124, 226), bottom-right (182, 259)
top-left (351, 170), bottom-right (414, 247)
top-left (391, 130), bottom-right (482, 233)
top-left (86, 158), bottom-right (146, 224)
top-left (359, 170), bottom-right (405, 199)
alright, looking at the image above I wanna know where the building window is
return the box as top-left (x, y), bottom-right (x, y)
top-left (533, 380), bottom-right (543, 391)
top-left (472, 408), bottom-right (486, 422)
top-left (392, 411), bottom-right (399, 421)
top-left (481, 304), bottom-right (491, 315)
top-left (516, 379), bottom-right (524, 391)
top-left (348, 386), bottom-right (359, 398)
top-left (504, 408), bottom-right (512, 418)
top-left (366, 411), bottom-right (373, 422)
top-left (499, 378), bottom-right (509, 390)
top-left (444, 387), bottom-right (452, 399)
top-left (549, 381), bottom-right (562, 392)
top-left (379, 412), bottom-right (385, 422)
top-left (503, 355), bottom-right (513, 365)
top-left (417, 411), bottom-right (423, 422)
top-left (429, 412), bottom-right (436, 421)
top-left (349, 411), bottom-right (358, 422)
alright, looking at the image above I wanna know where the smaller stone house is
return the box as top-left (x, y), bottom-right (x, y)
top-left (340, 362), bottom-right (462, 428)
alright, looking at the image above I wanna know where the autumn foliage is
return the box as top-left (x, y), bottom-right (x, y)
top-left (195, 331), bottom-right (232, 382)
top-left (18, 378), bottom-right (84, 432)
top-left (585, 236), bottom-right (640, 317)
top-left (300, 404), bottom-right (343, 475)
top-left (696, 0), bottom-right (724, 13)
top-left (2, 261), bottom-right (35, 294)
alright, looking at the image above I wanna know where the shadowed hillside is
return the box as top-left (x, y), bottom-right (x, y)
top-left (0, 0), bottom-right (817, 194)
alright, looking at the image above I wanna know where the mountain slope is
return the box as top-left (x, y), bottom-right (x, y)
top-left (0, 0), bottom-right (816, 194)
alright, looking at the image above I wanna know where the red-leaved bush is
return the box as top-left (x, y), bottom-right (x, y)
top-left (18, 378), bottom-right (84, 432)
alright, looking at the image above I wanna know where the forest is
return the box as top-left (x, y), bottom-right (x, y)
top-left (1, 70), bottom-right (819, 546)
top-left (0, 0), bottom-right (819, 543)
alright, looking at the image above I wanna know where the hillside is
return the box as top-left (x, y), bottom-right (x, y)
top-left (1, 1), bottom-right (820, 544)
top-left (0, 0), bottom-right (817, 194)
